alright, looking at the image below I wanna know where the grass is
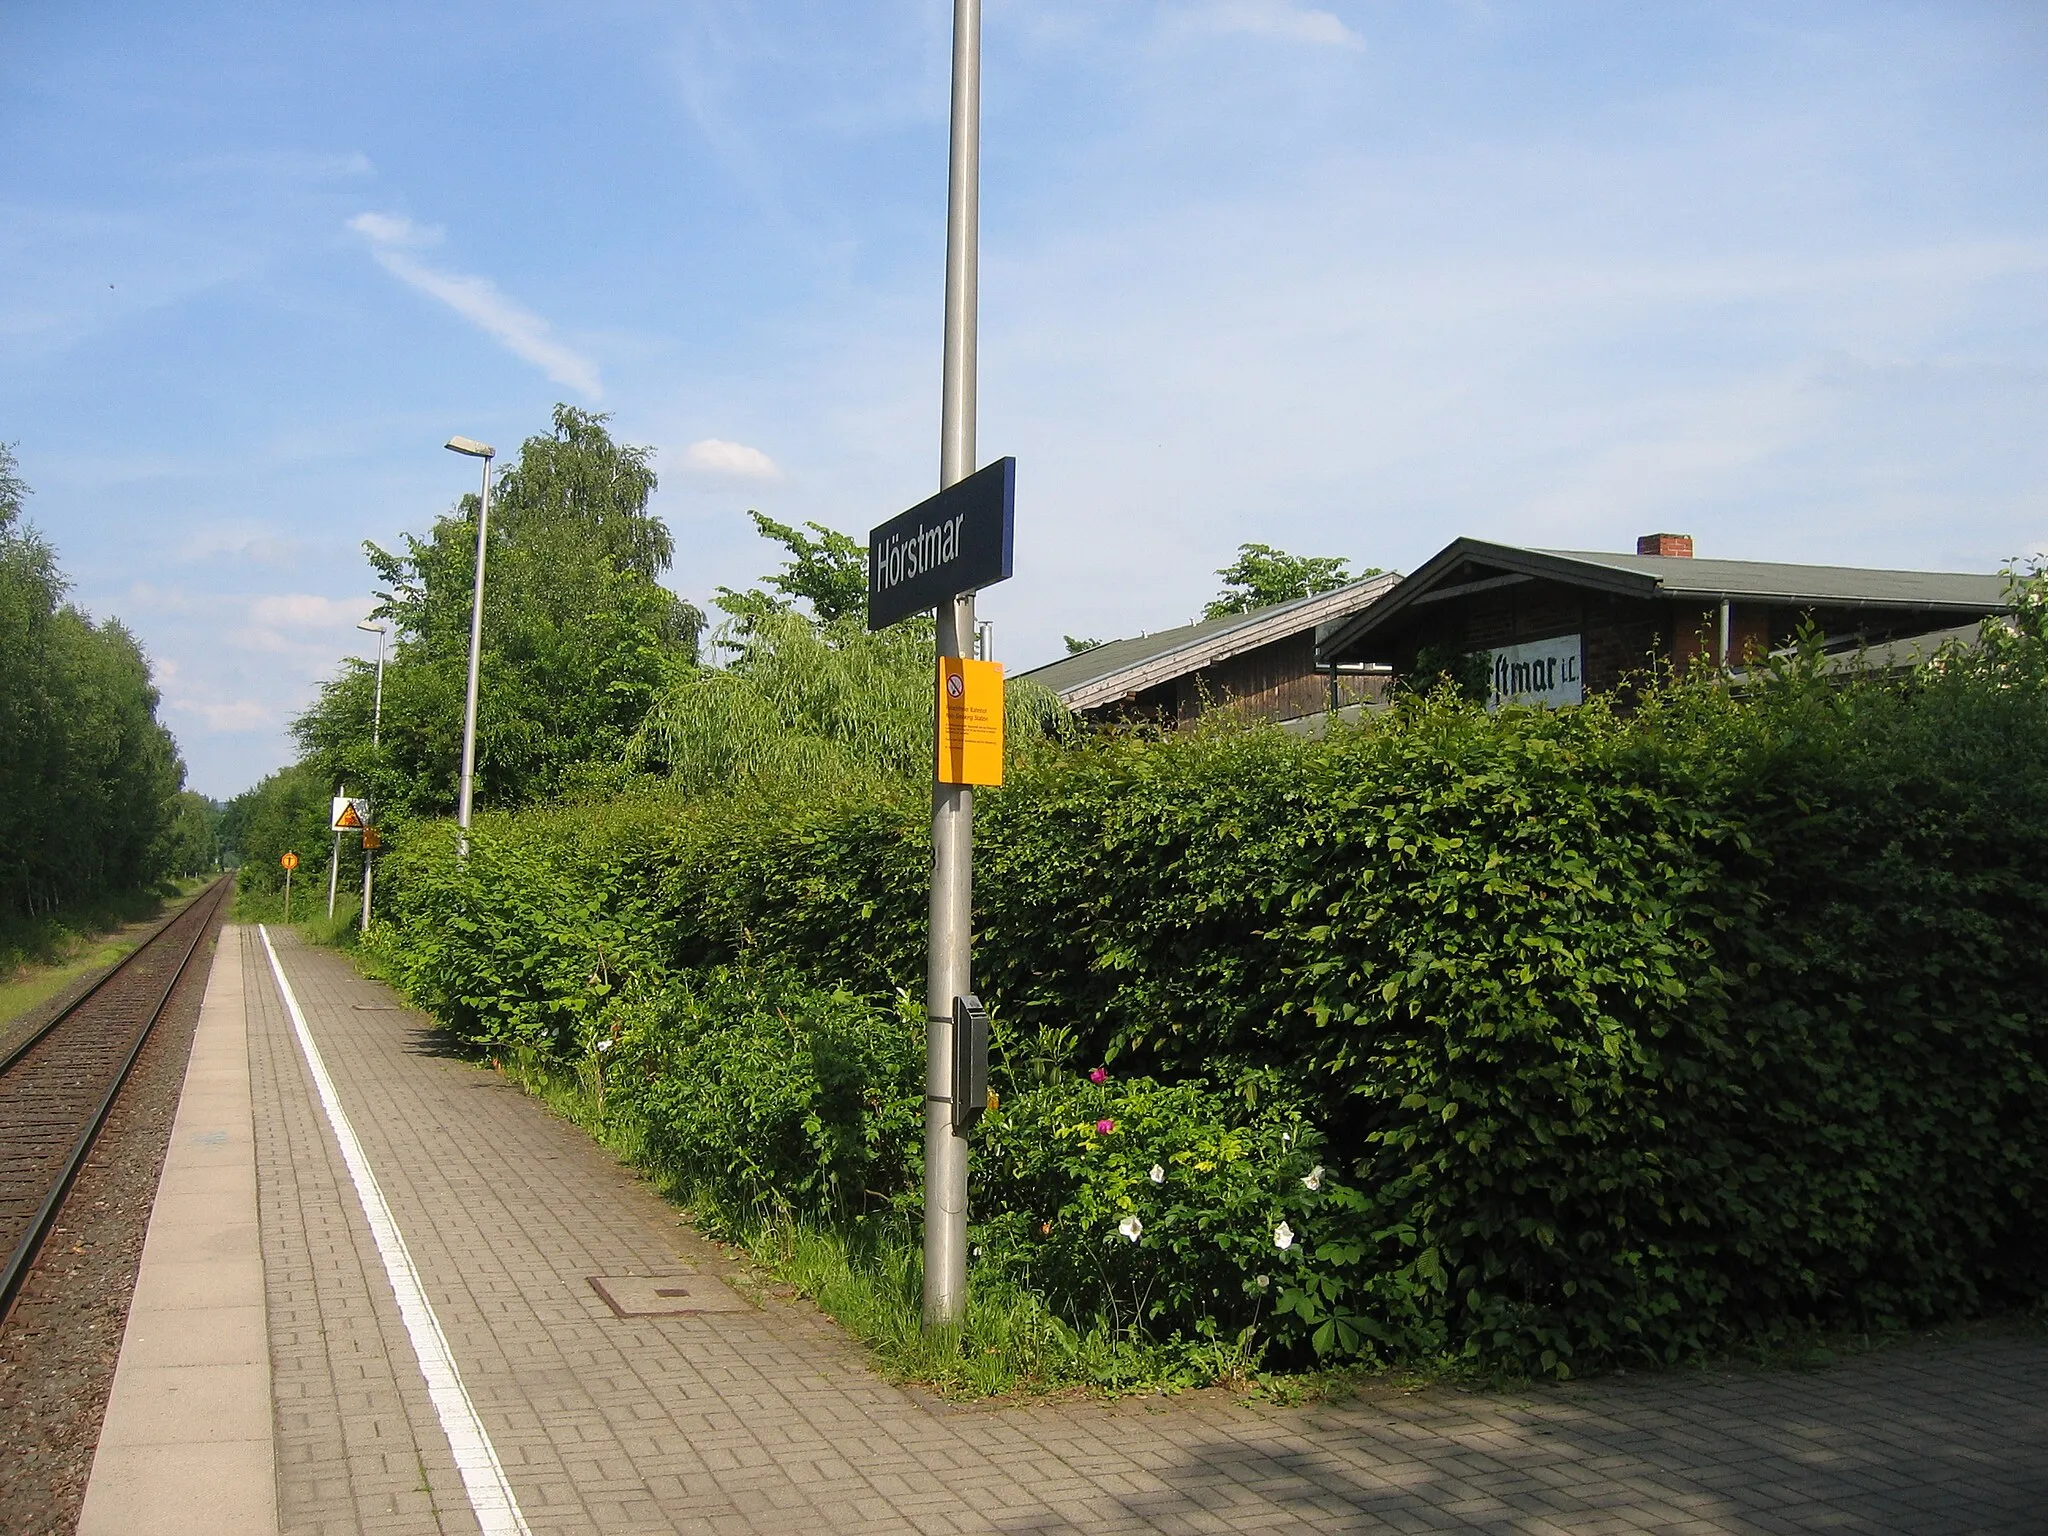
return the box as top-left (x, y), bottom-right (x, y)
top-left (0, 878), bottom-right (212, 1031)
top-left (233, 870), bottom-right (375, 953)
top-left (488, 1043), bottom-right (1259, 1400)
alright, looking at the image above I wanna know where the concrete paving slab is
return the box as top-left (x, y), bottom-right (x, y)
top-left (224, 927), bottom-right (2048, 1535)
top-left (78, 925), bottom-right (277, 1534)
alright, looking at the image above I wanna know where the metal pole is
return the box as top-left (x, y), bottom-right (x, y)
top-left (923, 0), bottom-right (981, 1332)
top-left (457, 455), bottom-right (494, 858)
top-left (370, 628), bottom-right (385, 750)
top-left (1718, 597), bottom-right (1732, 668)
top-left (284, 865), bottom-right (292, 924)
top-left (327, 782), bottom-right (344, 920)
top-left (363, 632), bottom-right (385, 934)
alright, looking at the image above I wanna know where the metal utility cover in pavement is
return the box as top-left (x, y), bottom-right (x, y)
top-left (587, 1273), bottom-right (746, 1317)
top-left (867, 456), bottom-right (1015, 630)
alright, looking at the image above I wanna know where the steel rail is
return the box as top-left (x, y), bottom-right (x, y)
top-left (0, 876), bottom-right (231, 1323)
top-left (0, 887), bottom-right (215, 1078)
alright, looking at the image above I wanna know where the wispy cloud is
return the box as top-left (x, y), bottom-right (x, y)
top-left (248, 592), bottom-right (363, 628)
top-left (1190, 1), bottom-right (1362, 49)
top-left (682, 438), bottom-right (781, 479)
top-left (152, 659), bottom-right (274, 733)
top-left (348, 212), bottom-right (602, 398)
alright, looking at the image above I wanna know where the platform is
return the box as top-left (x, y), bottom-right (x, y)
top-left (78, 925), bottom-right (2048, 1534)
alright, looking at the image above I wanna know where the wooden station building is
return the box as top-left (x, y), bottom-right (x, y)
top-left (1315, 533), bottom-right (2010, 707)
top-left (1020, 572), bottom-right (1400, 727)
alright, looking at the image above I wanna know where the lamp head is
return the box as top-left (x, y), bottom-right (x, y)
top-left (445, 436), bottom-right (496, 459)
top-left (356, 621), bottom-right (386, 635)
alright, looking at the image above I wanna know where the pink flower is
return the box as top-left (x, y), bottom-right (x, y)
top-left (1088, 1067), bottom-right (1108, 1085)
top-left (1095, 1119), bottom-right (1115, 1135)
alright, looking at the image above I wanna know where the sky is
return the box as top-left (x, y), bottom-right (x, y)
top-left (3, 1), bottom-right (2045, 799)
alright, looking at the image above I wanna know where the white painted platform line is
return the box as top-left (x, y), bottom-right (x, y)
top-left (257, 926), bottom-right (532, 1536)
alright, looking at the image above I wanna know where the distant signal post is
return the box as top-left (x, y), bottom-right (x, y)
top-left (869, 0), bottom-right (1012, 1335)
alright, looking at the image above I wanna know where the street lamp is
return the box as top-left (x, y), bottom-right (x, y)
top-left (356, 620), bottom-right (387, 932)
top-left (357, 620), bottom-right (387, 749)
top-left (445, 435), bottom-right (496, 858)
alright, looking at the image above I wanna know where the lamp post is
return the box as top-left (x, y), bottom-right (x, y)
top-left (357, 620), bottom-right (386, 932)
top-left (445, 436), bottom-right (496, 858)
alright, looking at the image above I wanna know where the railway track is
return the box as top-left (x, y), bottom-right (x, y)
top-left (0, 877), bottom-right (232, 1323)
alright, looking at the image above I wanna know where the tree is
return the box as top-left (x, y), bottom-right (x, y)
top-left (164, 791), bottom-right (224, 877)
top-left (1204, 543), bottom-right (1370, 619)
top-left (0, 442), bottom-right (187, 922)
top-left (292, 406), bottom-right (703, 819)
top-left (219, 765), bottom-right (332, 894)
top-left (715, 512), bottom-right (868, 629)
top-left (488, 405), bottom-right (670, 580)
top-left (632, 510), bottom-right (1061, 795)
top-left (1063, 636), bottom-right (1104, 655)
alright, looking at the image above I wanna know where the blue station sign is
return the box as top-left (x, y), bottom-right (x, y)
top-left (867, 457), bottom-right (1015, 631)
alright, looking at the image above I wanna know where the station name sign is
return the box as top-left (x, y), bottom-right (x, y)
top-left (867, 456), bottom-right (1015, 630)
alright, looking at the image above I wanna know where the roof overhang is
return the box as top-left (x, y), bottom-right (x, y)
top-left (1318, 538), bottom-right (2009, 665)
top-left (1317, 540), bottom-right (1653, 663)
top-left (1047, 571), bottom-right (1401, 711)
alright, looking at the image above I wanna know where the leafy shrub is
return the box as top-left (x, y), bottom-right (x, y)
top-left (604, 967), bottom-right (926, 1225)
top-left (367, 635), bottom-right (2048, 1375)
top-left (972, 1071), bottom-right (1439, 1362)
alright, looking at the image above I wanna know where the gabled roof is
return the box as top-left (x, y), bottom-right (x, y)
top-left (1319, 538), bottom-right (2009, 663)
top-left (1021, 572), bottom-right (1401, 711)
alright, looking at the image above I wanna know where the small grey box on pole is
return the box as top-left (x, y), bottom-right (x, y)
top-left (446, 436), bottom-right (496, 859)
top-left (923, 0), bottom-right (982, 1331)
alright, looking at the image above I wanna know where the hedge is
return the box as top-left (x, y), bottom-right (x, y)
top-left (367, 654), bottom-right (2048, 1374)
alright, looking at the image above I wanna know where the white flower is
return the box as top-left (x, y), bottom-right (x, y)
top-left (1149, 1163), bottom-right (1166, 1185)
top-left (1273, 1221), bottom-right (1295, 1251)
top-left (1302, 1165), bottom-right (1323, 1192)
top-left (1281, 1131), bottom-right (1293, 1150)
top-left (595, 1038), bottom-right (613, 1053)
top-left (1118, 1215), bottom-right (1144, 1244)
top-left (1255, 1274), bottom-right (1271, 1290)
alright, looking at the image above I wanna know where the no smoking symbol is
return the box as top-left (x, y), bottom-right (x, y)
top-left (946, 673), bottom-right (965, 699)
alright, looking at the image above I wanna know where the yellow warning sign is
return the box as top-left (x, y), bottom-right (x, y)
top-left (936, 657), bottom-right (1004, 786)
top-left (331, 795), bottom-right (370, 831)
top-left (280, 851), bottom-right (299, 871)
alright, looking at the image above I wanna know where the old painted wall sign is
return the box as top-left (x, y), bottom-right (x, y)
top-left (1488, 634), bottom-right (1584, 710)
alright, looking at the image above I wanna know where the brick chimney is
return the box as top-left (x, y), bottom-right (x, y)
top-left (1637, 532), bottom-right (1693, 558)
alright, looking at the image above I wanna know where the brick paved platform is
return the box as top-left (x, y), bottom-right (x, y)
top-left (89, 926), bottom-right (2048, 1533)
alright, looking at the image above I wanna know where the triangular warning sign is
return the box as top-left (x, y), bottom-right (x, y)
top-left (336, 801), bottom-right (363, 829)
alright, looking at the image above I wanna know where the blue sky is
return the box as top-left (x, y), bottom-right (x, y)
top-left (4, 1), bottom-right (2045, 799)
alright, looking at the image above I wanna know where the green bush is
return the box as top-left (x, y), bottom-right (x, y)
top-left (972, 1070), bottom-right (1433, 1362)
top-left (588, 969), bottom-right (1408, 1368)
top-left (605, 967), bottom-right (925, 1224)
top-left (365, 642), bottom-right (2048, 1375)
